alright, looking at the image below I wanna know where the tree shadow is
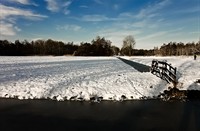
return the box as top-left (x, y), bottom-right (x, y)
top-left (117, 57), bottom-right (150, 72)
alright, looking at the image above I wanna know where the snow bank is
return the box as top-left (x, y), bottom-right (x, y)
top-left (128, 56), bottom-right (200, 90)
top-left (0, 56), bottom-right (199, 101)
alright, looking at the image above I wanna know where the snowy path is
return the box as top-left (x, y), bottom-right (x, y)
top-left (0, 56), bottom-right (167, 101)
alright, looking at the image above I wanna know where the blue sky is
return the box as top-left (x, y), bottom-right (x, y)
top-left (0, 0), bottom-right (199, 49)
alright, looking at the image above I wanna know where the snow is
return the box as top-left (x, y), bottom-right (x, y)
top-left (0, 56), bottom-right (199, 101)
top-left (125, 56), bottom-right (200, 90)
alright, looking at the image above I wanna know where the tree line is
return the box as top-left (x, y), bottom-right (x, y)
top-left (120, 40), bottom-right (200, 56)
top-left (0, 36), bottom-right (120, 56)
top-left (154, 41), bottom-right (200, 56)
top-left (0, 36), bottom-right (199, 56)
top-left (0, 39), bottom-right (76, 56)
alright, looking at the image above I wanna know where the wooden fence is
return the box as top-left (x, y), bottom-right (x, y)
top-left (151, 60), bottom-right (177, 87)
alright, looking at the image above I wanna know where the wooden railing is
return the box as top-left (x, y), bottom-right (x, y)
top-left (151, 60), bottom-right (177, 87)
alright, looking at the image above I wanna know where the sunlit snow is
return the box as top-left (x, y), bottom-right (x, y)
top-left (0, 56), bottom-right (199, 101)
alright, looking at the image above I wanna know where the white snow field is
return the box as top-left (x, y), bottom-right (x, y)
top-left (0, 56), bottom-right (199, 101)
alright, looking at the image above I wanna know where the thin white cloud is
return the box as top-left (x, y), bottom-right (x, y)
top-left (45, 0), bottom-right (72, 15)
top-left (131, 20), bottom-right (147, 28)
top-left (76, 14), bottom-right (117, 22)
top-left (72, 1), bottom-right (169, 23)
top-left (8, 0), bottom-right (38, 6)
top-left (138, 28), bottom-right (183, 41)
top-left (0, 21), bottom-right (20, 36)
top-left (119, 12), bottom-right (134, 18)
top-left (113, 18), bottom-right (161, 30)
top-left (63, 1), bottom-right (71, 15)
top-left (131, 19), bottom-right (160, 29)
top-left (0, 4), bottom-right (47, 36)
top-left (0, 4), bottom-right (48, 20)
top-left (32, 38), bottom-right (46, 41)
top-left (136, 0), bottom-right (171, 19)
top-left (112, 0), bottom-right (171, 41)
top-left (138, 31), bottom-right (167, 41)
top-left (63, 1), bottom-right (71, 7)
top-left (98, 29), bottom-right (141, 38)
top-left (45, 0), bottom-right (59, 12)
top-left (175, 7), bottom-right (200, 14)
top-left (7, 17), bottom-right (17, 24)
top-left (56, 24), bottom-right (82, 31)
top-left (94, 0), bottom-right (103, 5)
top-left (82, 15), bottom-right (109, 22)
top-left (63, 10), bottom-right (70, 15)
top-left (14, 26), bottom-right (21, 32)
top-left (9, 0), bottom-right (30, 5)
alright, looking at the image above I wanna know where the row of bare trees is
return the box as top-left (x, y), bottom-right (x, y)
top-left (154, 41), bottom-right (200, 56)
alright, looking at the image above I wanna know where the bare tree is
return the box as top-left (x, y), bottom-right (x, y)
top-left (121, 35), bottom-right (136, 56)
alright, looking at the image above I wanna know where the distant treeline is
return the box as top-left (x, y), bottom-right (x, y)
top-left (0, 36), bottom-right (120, 56)
top-left (0, 37), bottom-right (200, 56)
top-left (154, 42), bottom-right (200, 56)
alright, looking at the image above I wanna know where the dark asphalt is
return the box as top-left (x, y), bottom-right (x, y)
top-left (117, 57), bottom-right (150, 72)
top-left (0, 99), bottom-right (200, 131)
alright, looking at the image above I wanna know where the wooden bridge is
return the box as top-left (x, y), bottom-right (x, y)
top-left (151, 60), bottom-right (178, 87)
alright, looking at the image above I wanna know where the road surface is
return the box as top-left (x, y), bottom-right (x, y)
top-left (0, 99), bottom-right (200, 131)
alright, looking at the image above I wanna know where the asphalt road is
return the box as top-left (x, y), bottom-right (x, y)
top-left (0, 99), bottom-right (200, 131)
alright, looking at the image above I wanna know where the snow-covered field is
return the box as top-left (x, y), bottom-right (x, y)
top-left (0, 56), bottom-right (199, 101)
